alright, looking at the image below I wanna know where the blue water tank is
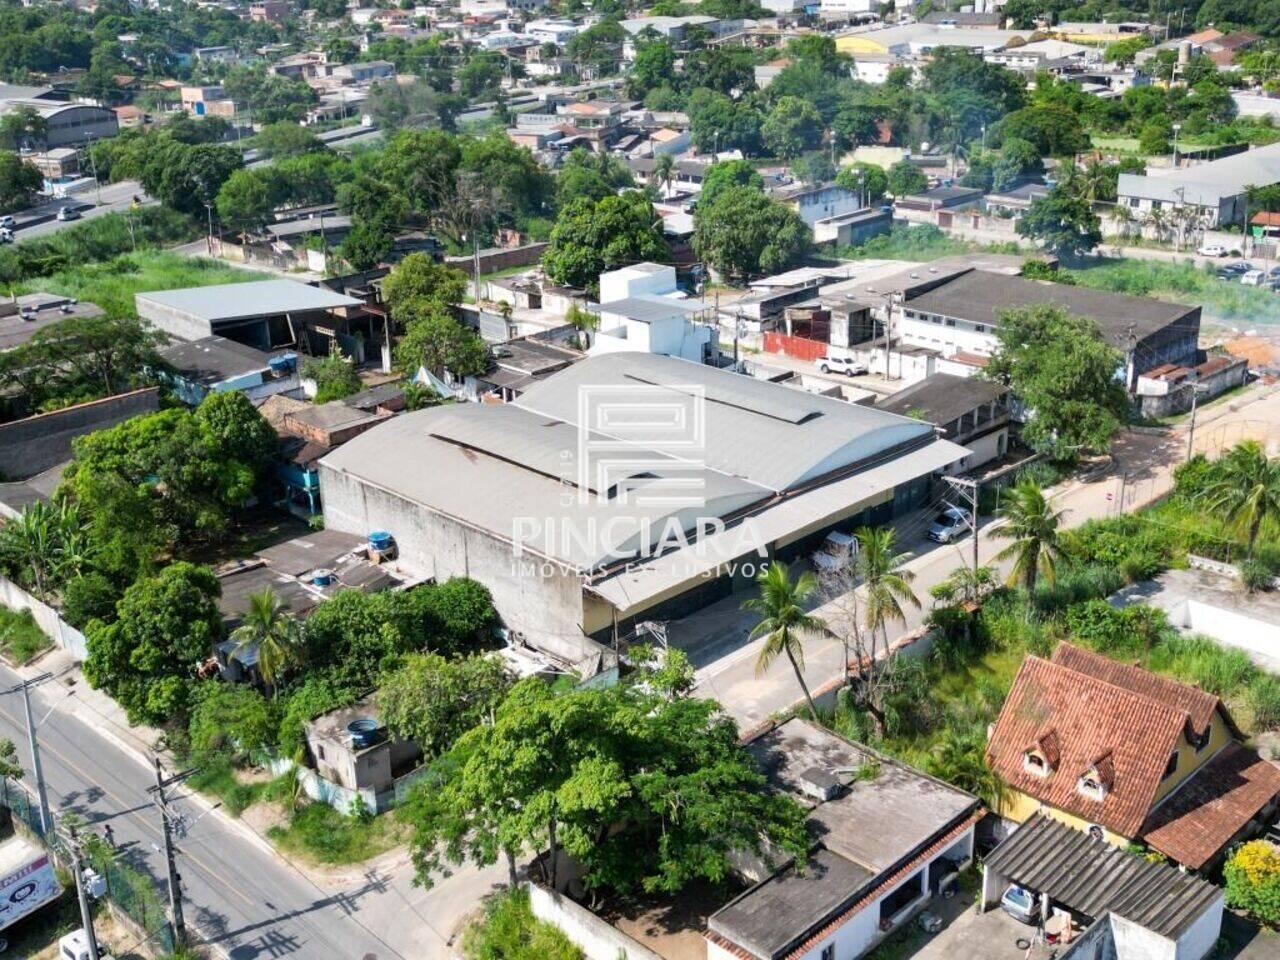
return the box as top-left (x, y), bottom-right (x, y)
top-left (312, 569), bottom-right (335, 587)
top-left (369, 530), bottom-right (394, 552)
top-left (268, 352), bottom-right (298, 374)
top-left (347, 718), bottom-right (380, 749)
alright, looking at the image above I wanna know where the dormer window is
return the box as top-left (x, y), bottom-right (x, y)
top-left (1077, 752), bottom-right (1115, 802)
top-left (1023, 729), bottom-right (1060, 777)
top-left (1163, 751), bottom-right (1178, 780)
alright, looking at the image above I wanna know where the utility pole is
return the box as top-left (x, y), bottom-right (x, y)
top-left (150, 758), bottom-right (191, 947)
top-left (881, 291), bottom-right (898, 380)
top-left (66, 826), bottom-right (101, 960)
top-left (204, 202), bottom-right (214, 255)
top-left (1186, 382), bottom-right (1208, 461)
top-left (944, 476), bottom-right (981, 576)
top-left (1117, 471), bottom-right (1130, 517)
top-left (16, 674), bottom-right (53, 837)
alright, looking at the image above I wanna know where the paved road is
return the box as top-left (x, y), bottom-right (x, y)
top-left (688, 381), bottom-right (1280, 727)
top-left (0, 659), bottom-right (503, 960)
top-left (13, 181), bottom-right (152, 239)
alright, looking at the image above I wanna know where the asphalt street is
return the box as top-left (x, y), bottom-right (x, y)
top-left (12, 181), bottom-right (151, 239)
top-left (0, 660), bottom-right (500, 960)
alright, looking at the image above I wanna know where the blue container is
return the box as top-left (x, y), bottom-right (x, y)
top-left (347, 718), bottom-right (380, 748)
top-left (312, 569), bottom-right (335, 587)
top-left (369, 530), bottom-right (394, 552)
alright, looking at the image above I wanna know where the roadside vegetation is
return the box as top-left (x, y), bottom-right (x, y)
top-left (1067, 258), bottom-right (1280, 326)
top-left (0, 607), bottom-right (51, 665)
top-left (462, 888), bottom-right (583, 960)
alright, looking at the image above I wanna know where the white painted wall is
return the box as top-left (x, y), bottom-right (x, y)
top-left (527, 884), bottom-right (663, 960)
top-left (1175, 894), bottom-right (1223, 960)
top-left (1111, 914), bottom-right (1177, 960)
top-left (599, 264), bottom-right (677, 303)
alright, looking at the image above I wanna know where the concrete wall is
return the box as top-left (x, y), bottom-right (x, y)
top-left (318, 464), bottom-right (598, 662)
top-left (1111, 913), bottom-right (1177, 960)
top-left (0, 388), bottom-right (160, 480)
top-left (0, 576), bottom-right (87, 660)
top-left (1061, 916), bottom-right (1119, 960)
top-left (1176, 895), bottom-right (1223, 960)
top-left (136, 296), bottom-right (215, 342)
top-left (527, 884), bottom-right (662, 960)
top-left (445, 243), bottom-right (549, 278)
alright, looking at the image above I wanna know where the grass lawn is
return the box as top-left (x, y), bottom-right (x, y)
top-left (0, 607), bottom-right (51, 665)
top-left (1089, 135), bottom-right (1144, 154)
top-left (1068, 257), bottom-right (1280, 326)
top-left (18, 250), bottom-right (271, 317)
top-left (267, 802), bottom-right (408, 866)
top-left (840, 224), bottom-right (1019, 263)
top-left (186, 756), bottom-right (276, 817)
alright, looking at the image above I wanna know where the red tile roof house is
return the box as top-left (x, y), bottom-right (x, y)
top-left (986, 643), bottom-right (1280, 871)
top-left (705, 718), bottom-right (981, 960)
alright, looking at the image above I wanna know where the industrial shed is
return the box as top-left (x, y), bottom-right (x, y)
top-left (318, 353), bottom-right (968, 655)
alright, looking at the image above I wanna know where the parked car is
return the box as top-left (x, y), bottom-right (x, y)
top-left (1001, 884), bottom-right (1039, 925)
top-left (1224, 261), bottom-right (1253, 274)
top-left (0, 215), bottom-right (14, 229)
top-left (817, 355), bottom-right (868, 377)
top-left (1197, 243), bottom-right (1228, 257)
top-left (1241, 269), bottom-right (1266, 286)
top-left (55, 206), bottom-right (80, 221)
top-left (1216, 269), bottom-right (1237, 281)
top-left (927, 506), bottom-right (971, 544)
top-left (0, 228), bottom-right (12, 244)
top-left (811, 530), bottom-right (856, 573)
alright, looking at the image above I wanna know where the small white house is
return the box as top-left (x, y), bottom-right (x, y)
top-left (589, 264), bottom-right (717, 365)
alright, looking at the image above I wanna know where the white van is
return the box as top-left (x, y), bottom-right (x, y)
top-left (1241, 269), bottom-right (1266, 286)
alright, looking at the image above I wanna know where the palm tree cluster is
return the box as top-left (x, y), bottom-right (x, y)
top-left (1199, 440), bottom-right (1280, 560)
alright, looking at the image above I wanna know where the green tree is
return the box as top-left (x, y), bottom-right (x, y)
top-left (216, 168), bottom-right (275, 232)
top-left (742, 563), bottom-right (824, 716)
top-left (394, 303), bottom-right (489, 378)
top-left (230, 588), bottom-right (305, 693)
top-left (83, 562), bottom-right (222, 725)
top-left (0, 152), bottom-right (41, 213)
top-left (542, 191), bottom-right (669, 291)
top-left (255, 122), bottom-right (324, 159)
top-left (556, 148), bottom-right (634, 206)
top-left (836, 162), bottom-right (888, 204)
top-left (1199, 441), bottom-right (1280, 559)
top-left (686, 89), bottom-right (763, 155)
top-left (188, 681), bottom-right (275, 764)
top-left (995, 104), bottom-right (1090, 157)
top-left (0, 106), bottom-right (47, 151)
top-left (194, 389), bottom-right (278, 473)
top-left (302, 350), bottom-right (362, 403)
top-left (628, 39), bottom-right (678, 99)
top-left (379, 652), bottom-right (511, 758)
top-left (0, 739), bottom-right (22, 782)
top-left (0, 501), bottom-right (89, 599)
top-left (886, 160), bottom-right (927, 197)
top-left (983, 304), bottom-right (1127, 453)
top-left (1016, 188), bottom-right (1101, 260)
top-left (323, 36), bottom-right (360, 65)
top-left (699, 158), bottom-right (763, 207)
top-left (402, 677), bottom-right (808, 893)
top-left (761, 96), bottom-right (822, 160)
top-left (692, 185), bottom-right (809, 281)
top-left (457, 51), bottom-right (506, 100)
top-left (991, 481), bottom-right (1064, 595)
top-left (381, 254), bottom-right (469, 315)
top-left (1138, 122), bottom-right (1171, 155)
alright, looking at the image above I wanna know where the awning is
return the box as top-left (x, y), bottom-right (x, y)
top-left (587, 438), bottom-right (968, 613)
top-left (984, 815), bottom-right (1220, 940)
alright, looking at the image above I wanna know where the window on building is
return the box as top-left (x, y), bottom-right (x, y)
top-left (1163, 751), bottom-right (1178, 779)
top-left (975, 324), bottom-right (985, 333)
top-left (945, 319), bottom-right (955, 327)
top-left (821, 944), bottom-right (835, 960)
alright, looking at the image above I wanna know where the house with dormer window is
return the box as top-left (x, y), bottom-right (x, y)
top-left (986, 643), bottom-right (1280, 870)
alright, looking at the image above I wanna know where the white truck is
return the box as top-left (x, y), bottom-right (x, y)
top-left (0, 833), bottom-right (63, 933)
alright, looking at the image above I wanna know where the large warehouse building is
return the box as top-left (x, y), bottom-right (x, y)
top-left (318, 354), bottom-right (968, 657)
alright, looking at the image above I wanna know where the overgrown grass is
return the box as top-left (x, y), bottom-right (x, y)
top-left (0, 607), bottom-right (51, 665)
top-left (185, 754), bottom-right (271, 817)
top-left (266, 801), bottom-right (406, 865)
top-left (18, 250), bottom-right (270, 318)
top-left (1068, 257), bottom-right (1280, 326)
top-left (838, 224), bottom-right (1020, 262)
top-left (462, 888), bottom-right (584, 960)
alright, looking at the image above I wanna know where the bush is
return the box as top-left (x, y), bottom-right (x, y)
top-left (302, 351), bottom-right (361, 403)
top-left (0, 607), bottom-right (50, 664)
top-left (60, 573), bottom-right (121, 629)
top-left (276, 674), bottom-right (360, 755)
top-left (1249, 675), bottom-right (1280, 731)
top-left (463, 888), bottom-right (584, 960)
top-left (1146, 634), bottom-right (1258, 697)
top-left (1224, 841), bottom-right (1280, 926)
top-left (1241, 560), bottom-right (1274, 594)
top-left (1066, 601), bottom-right (1172, 658)
top-left (188, 682), bottom-right (277, 765)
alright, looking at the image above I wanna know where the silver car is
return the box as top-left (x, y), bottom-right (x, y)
top-left (1001, 884), bottom-right (1039, 925)
top-left (926, 506), bottom-right (971, 544)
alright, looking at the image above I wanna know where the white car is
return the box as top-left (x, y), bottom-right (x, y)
top-left (927, 506), bottom-right (972, 544)
top-left (1241, 269), bottom-right (1267, 286)
top-left (817, 355), bottom-right (867, 377)
top-left (0, 215), bottom-right (14, 229)
top-left (0, 228), bottom-right (12, 244)
top-left (55, 205), bottom-right (80, 221)
top-left (1197, 243), bottom-right (1228, 257)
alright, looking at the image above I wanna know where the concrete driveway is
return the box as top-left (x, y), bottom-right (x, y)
top-left (905, 903), bottom-right (1057, 960)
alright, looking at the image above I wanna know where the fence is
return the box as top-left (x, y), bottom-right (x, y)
top-left (0, 778), bottom-right (176, 953)
top-left (0, 576), bottom-right (87, 660)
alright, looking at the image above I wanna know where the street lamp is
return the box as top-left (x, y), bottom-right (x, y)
top-left (85, 133), bottom-right (102, 206)
top-left (1171, 122), bottom-right (1182, 168)
top-left (981, 124), bottom-right (987, 151)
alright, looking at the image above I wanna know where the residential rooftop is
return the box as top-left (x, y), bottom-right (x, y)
top-left (0, 293), bottom-right (104, 353)
top-left (136, 279), bottom-right (361, 324)
top-left (875, 373), bottom-right (1006, 424)
top-left (157, 336), bottom-right (275, 385)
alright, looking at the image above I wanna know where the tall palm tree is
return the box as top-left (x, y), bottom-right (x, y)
top-left (1108, 204), bottom-right (1133, 245)
top-left (1145, 207), bottom-right (1169, 244)
top-left (651, 153), bottom-right (676, 198)
top-left (854, 526), bottom-right (920, 648)
top-left (1200, 440), bottom-right (1280, 559)
top-left (743, 563), bottom-right (825, 716)
top-left (230, 589), bottom-right (303, 693)
top-left (991, 482), bottom-right (1065, 596)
